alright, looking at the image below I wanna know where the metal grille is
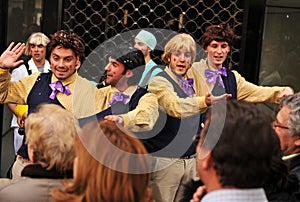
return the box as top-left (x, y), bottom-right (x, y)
top-left (62, 0), bottom-right (244, 82)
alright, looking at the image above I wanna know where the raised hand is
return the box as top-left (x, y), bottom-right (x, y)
top-left (0, 42), bottom-right (26, 69)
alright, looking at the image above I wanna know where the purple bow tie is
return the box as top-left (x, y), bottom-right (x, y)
top-left (178, 77), bottom-right (195, 96)
top-left (49, 81), bottom-right (71, 100)
top-left (204, 67), bottom-right (227, 88)
top-left (109, 92), bottom-right (130, 105)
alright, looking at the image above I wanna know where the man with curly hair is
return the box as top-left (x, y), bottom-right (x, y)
top-left (0, 30), bottom-right (105, 179)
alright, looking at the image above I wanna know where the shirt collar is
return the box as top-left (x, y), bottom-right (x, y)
top-left (51, 72), bottom-right (78, 86)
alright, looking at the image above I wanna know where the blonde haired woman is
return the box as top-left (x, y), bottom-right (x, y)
top-left (52, 120), bottom-right (153, 202)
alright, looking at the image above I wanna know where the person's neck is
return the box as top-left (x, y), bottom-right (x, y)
top-left (144, 55), bottom-right (151, 64)
top-left (34, 59), bottom-right (45, 68)
top-left (114, 82), bottom-right (129, 92)
top-left (206, 59), bottom-right (222, 70)
top-left (201, 169), bottom-right (224, 193)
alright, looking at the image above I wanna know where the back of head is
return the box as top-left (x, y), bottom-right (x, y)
top-left (47, 30), bottom-right (85, 59)
top-left (25, 104), bottom-right (80, 173)
top-left (25, 32), bottom-right (50, 55)
top-left (200, 23), bottom-right (239, 50)
top-left (135, 30), bottom-right (157, 50)
top-left (162, 33), bottom-right (196, 64)
top-left (52, 120), bottom-right (152, 202)
top-left (201, 100), bottom-right (274, 188)
top-left (280, 92), bottom-right (300, 136)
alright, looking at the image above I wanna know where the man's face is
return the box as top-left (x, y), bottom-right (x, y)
top-left (29, 44), bottom-right (47, 63)
top-left (104, 57), bottom-right (126, 87)
top-left (206, 40), bottom-right (230, 69)
top-left (50, 46), bottom-right (80, 80)
top-left (169, 47), bottom-right (192, 76)
top-left (274, 106), bottom-right (297, 156)
top-left (134, 38), bottom-right (150, 57)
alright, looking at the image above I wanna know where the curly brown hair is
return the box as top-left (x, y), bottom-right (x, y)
top-left (47, 30), bottom-right (85, 59)
top-left (200, 23), bottom-right (240, 50)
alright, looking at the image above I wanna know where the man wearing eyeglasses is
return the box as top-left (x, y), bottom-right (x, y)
top-left (273, 92), bottom-right (300, 182)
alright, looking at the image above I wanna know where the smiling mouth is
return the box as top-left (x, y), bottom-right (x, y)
top-left (56, 68), bottom-right (68, 73)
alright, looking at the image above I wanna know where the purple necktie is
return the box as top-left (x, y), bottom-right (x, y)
top-left (49, 81), bottom-right (71, 100)
top-left (178, 77), bottom-right (195, 96)
top-left (204, 67), bottom-right (227, 88)
top-left (109, 92), bottom-right (130, 105)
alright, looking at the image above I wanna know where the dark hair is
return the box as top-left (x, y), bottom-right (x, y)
top-left (110, 46), bottom-right (145, 85)
top-left (200, 23), bottom-right (240, 50)
top-left (201, 100), bottom-right (274, 188)
top-left (47, 30), bottom-right (85, 59)
top-left (110, 46), bottom-right (145, 71)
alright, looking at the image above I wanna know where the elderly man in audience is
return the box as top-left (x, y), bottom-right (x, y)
top-left (0, 104), bottom-right (79, 201)
top-left (273, 92), bottom-right (300, 181)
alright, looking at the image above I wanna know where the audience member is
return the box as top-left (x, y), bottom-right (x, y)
top-left (7, 32), bottom-right (51, 153)
top-left (0, 30), bottom-right (104, 178)
top-left (191, 100), bottom-right (275, 201)
top-left (134, 30), bottom-right (162, 86)
top-left (52, 120), bottom-right (153, 202)
top-left (0, 104), bottom-right (79, 201)
top-left (263, 124), bottom-right (300, 201)
top-left (274, 92), bottom-right (300, 188)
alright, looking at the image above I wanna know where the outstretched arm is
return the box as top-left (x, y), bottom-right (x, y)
top-left (0, 42), bottom-right (25, 69)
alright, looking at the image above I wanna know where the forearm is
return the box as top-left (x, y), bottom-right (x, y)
top-left (148, 77), bottom-right (208, 118)
top-left (120, 93), bottom-right (159, 132)
top-left (0, 68), bottom-right (12, 103)
top-left (234, 71), bottom-right (287, 104)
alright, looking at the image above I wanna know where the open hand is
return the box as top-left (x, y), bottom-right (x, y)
top-left (279, 87), bottom-right (294, 98)
top-left (104, 115), bottom-right (124, 126)
top-left (205, 93), bottom-right (232, 106)
top-left (0, 42), bottom-right (26, 69)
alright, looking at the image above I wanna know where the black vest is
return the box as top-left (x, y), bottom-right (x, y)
top-left (79, 86), bottom-right (148, 127)
top-left (198, 70), bottom-right (237, 134)
top-left (211, 70), bottom-right (237, 99)
top-left (17, 72), bottom-right (63, 159)
top-left (137, 72), bottom-right (200, 158)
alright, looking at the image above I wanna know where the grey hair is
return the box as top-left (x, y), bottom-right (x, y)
top-left (280, 92), bottom-right (300, 136)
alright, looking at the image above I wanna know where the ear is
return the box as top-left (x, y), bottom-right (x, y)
top-left (75, 57), bottom-right (81, 70)
top-left (125, 69), bottom-right (134, 78)
top-left (201, 151), bottom-right (213, 170)
top-left (27, 146), bottom-right (35, 163)
top-left (294, 137), bottom-right (300, 147)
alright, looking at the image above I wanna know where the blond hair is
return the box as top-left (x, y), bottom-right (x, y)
top-left (162, 33), bottom-right (196, 64)
top-left (25, 104), bottom-right (80, 173)
top-left (25, 32), bottom-right (50, 55)
top-left (52, 120), bottom-right (153, 202)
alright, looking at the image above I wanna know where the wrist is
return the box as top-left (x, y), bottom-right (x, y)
top-left (0, 67), bottom-right (9, 73)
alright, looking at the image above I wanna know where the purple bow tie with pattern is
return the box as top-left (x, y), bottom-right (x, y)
top-left (204, 67), bottom-right (227, 88)
top-left (49, 81), bottom-right (71, 100)
top-left (178, 77), bottom-right (195, 96)
top-left (109, 92), bottom-right (131, 105)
